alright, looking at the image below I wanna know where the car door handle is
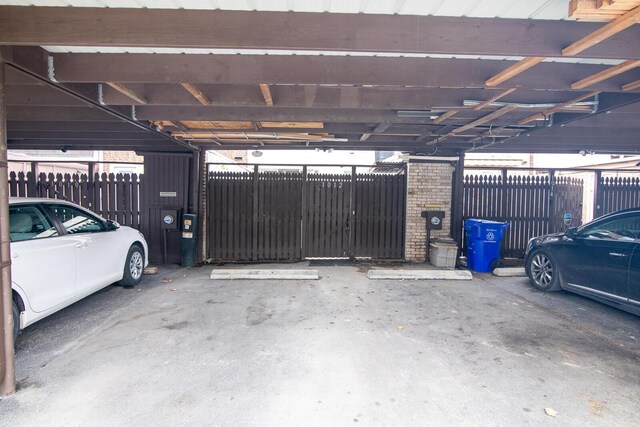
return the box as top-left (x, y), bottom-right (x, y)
top-left (609, 252), bottom-right (627, 257)
top-left (11, 252), bottom-right (19, 259)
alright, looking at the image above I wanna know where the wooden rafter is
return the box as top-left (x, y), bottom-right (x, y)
top-left (259, 84), bottom-right (274, 106)
top-left (360, 122), bottom-right (392, 141)
top-left (473, 88), bottom-right (518, 110)
top-left (569, 0), bottom-right (640, 21)
top-left (429, 105), bottom-right (518, 143)
top-left (571, 60), bottom-right (640, 89)
top-left (432, 110), bottom-right (459, 124)
top-left (563, 6), bottom-right (640, 55)
top-left (516, 91), bottom-right (600, 125)
top-left (621, 79), bottom-right (640, 91)
top-left (485, 57), bottom-right (545, 87)
top-left (180, 83), bottom-right (211, 105)
top-left (450, 105), bottom-right (518, 135)
top-left (105, 82), bottom-right (147, 104)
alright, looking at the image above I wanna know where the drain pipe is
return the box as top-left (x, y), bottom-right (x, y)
top-left (0, 61), bottom-right (16, 396)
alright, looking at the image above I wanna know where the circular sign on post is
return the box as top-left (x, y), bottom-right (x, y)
top-left (163, 215), bottom-right (174, 225)
top-left (430, 216), bottom-right (441, 226)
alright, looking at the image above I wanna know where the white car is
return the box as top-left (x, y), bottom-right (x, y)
top-left (9, 198), bottom-right (149, 343)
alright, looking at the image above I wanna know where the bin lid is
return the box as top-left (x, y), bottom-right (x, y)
top-left (431, 238), bottom-right (457, 246)
top-left (465, 218), bottom-right (509, 227)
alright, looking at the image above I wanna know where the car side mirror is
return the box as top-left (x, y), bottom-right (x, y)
top-left (565, 227), bottom-right (579, 238)
top-left (106, 220), bottom-right (120, 231)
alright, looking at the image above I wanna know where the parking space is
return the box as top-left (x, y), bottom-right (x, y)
top-left (1, 264), bottom-right (638, 425)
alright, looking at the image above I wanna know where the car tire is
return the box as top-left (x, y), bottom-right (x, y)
top-left (119, 245), bottom-right (144, 288)
top-left (12, 300), bottom-right (20, 345)
top-left (526, 249), bottom-right (562, 292)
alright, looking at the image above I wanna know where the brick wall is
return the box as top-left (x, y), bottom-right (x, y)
top-left (405, 160), bottom-right (455, 262)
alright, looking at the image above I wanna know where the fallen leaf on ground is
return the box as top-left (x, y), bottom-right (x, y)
top-left (162, 278), bottom-right (173, 283)
top-left (169, 288), bottom-right (177, 292)
top-left (544, 408), bottom-right (558, 417)
top-left (396, 325), bottom-right (405, 331)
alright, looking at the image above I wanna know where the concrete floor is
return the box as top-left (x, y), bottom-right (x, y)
top-left (1, 263), bottom-right (639, 426)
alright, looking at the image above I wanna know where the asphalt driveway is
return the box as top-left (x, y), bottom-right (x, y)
top-left (1, 263), bottom-right (638, 426)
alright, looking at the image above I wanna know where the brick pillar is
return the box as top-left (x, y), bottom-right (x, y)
top-left (405, 159), bottom-right (455, 262)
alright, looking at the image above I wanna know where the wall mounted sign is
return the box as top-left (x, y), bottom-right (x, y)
top-left (160, 191), bottom-right (177, 197)
top-left (563, 213), bottom-right (572, 226)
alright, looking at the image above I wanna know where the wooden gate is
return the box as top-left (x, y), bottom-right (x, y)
top-left (462, 173), bottom-right (583, 258)
top-left (207, 167), bottom-right (405, 261)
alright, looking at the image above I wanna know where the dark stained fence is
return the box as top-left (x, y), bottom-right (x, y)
top-left (8, 171), bottom-right (142, 229)
top-left (597, 176), bottom-right (640, 216)
top-left (207, 168), bottom-right (405, 261)
top-left (353, 173), bottom-right (405, 259)
top-left (305, 173), bottom-right (352, 258)
top-left (463, 174), bottom-right (583, 258)
top-left (550, 177), bottom-right (583, 232)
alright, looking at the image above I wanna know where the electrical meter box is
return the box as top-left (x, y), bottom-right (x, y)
top-left (160, 209), bottom-right (180, 230)
top-left (421, 210), bottom-right (445, 230)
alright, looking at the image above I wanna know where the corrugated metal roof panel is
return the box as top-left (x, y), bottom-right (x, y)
top-left (41, 46), bottom-right (624, 65)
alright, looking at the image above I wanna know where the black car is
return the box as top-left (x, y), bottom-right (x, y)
top-left (524, 208), bottom-right (640, 316)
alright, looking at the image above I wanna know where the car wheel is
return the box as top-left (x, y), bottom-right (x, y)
top-left (12, 301), bottom-right (20, 344)
top-left (119, 245), bottom-right (144, 288)
top-left (526, 249), bottom-right (561, 292)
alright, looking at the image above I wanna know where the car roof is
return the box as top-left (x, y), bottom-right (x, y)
top-left (9, 197), bottom-right (78, 206)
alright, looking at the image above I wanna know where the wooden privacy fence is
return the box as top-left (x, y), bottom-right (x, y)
top-left (207, 169), bottom-right (406, 261)
top-left (8, 171), bottom-right (142, 229)
top-left (462, 174), bottom-right (583, 258)
top-left (596, 176), bottom-right (640, 216)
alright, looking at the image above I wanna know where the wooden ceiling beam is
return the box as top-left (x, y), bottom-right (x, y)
top-left (473, 88), bottom-right (518, 110)
top-left (180, 83), bottom-right (211, 105)
top-left (3, 6), bottom-right (640, 59)
top-left (485, 57), bottom-right (545, 87)
top-left (571, 59), bottom-right (640, 89)
top-left (563, 6), bottom-right (640, 55)
top-left (259, 84), bottom-right (274, 107)
top-left (105, 82), bottom-right (147, 104)
top-left (20, 50), bottom-right (639, 92)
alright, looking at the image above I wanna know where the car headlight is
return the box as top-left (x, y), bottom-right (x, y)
top-left (525, 237), bottom-right (541, 256)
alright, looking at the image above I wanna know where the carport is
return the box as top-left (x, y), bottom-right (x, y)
top-left (2, 0), bottom-right (640, 396)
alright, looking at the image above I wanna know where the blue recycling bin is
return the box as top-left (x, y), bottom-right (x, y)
top-left (464, 219), bottom-right (509, 272)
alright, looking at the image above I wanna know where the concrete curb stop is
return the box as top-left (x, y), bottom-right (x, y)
top-left (210, 269), bottom-right (320, 280)
top-left (367, 269), bottom-right (473, 280)
top-left (493, 267), bottom-right (526, 277)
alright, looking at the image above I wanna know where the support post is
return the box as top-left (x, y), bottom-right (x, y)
top-left (300, 166), bottom-right (307, 259)
top-left (0, 61), bottom-right (16, 396)
top-left (450, 152), bottom-right (465, 248)
top-left (348, 166), bottom-right (356, 258)
top-left (500, 168), bottom-right (508, 220)
top-left (87, 161), bottom-right (95, 208)
top-left (28, 161), bottom-right (37, 197)
top-left (252, 165), bottom-right (259, 261)
top-left (197, 149), bottom-right (207, 263)
top-left (593, 170), bottom-right (603, 218)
